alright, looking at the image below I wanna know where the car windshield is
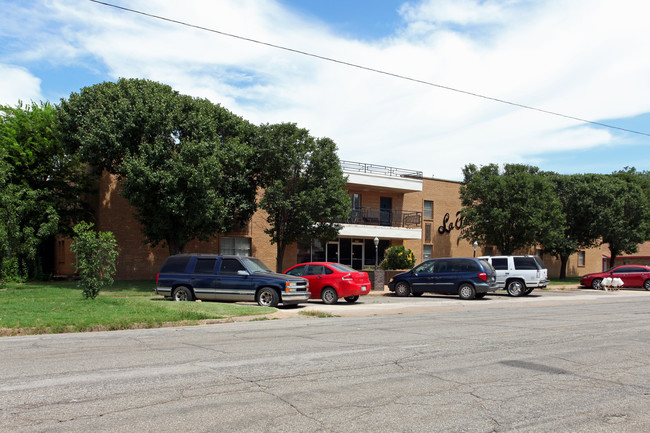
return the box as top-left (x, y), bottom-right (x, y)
top-left (241, 257), bottom-right (272, 273)
top-left (330, 264), bottom-right (356, 272)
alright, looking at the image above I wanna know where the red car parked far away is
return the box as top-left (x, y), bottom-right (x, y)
top-left (580, 265), bottom-right (650, 290)
top-left (284, 262), bottom-right (371, 304)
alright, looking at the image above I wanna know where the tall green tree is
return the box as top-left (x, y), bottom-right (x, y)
top-left (459, 163), bottom-right (564, 255)
top-left (600, 170), bottom-right (650, 266)
top-left (58, 79), bottom-right (259, 255)
top-left (543, 173), bottom-right (610, 279)
top-left (58, 79), bottom-right (180, 174)
top-left (0, 158), bottom-right (59, 281)
top-left (0, 101), bottom-right (90, 279)
top-left (258, 123), bottom-right (350, 272)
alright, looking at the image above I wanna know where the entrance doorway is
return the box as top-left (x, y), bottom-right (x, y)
top-left (351, 241), bottom-right (364, 270)
top-left (326, 242), bottom-right (339, 263)
top-left (380, 197), bottom-right (392, 226)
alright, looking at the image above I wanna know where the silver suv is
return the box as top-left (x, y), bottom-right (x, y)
top-left (478, 255), bottom-right (549, 297)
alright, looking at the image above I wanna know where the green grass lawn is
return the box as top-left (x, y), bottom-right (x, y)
top-left (0, 280), bottom-right (275, 336)
top-left (548, 277), bottom-right (582, 286)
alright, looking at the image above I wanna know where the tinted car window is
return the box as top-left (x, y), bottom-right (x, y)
top-left (286, 265), bottom-right (307, 276)
top-left (479, 259), bottom-right (495, 273)
top-left (433, 259), bottom-right (451, 273)
top-left (628, 267), bottom-right (649, 273)
top-left (159, 255), bottom-right (191, 273)
top-left (448, 259), bottom-right (479, 273)
top-left (307, 265), bottom-right (325, 275)
top-left (193, 258), bottom-right (217, 274)
top-left (413, 261), bottom-right (434, 274)
top-left (513, 257), bottom-right (540, 270)
top-left (491, 258), bottom-right (508, 270)
top-left (220, 258), bottom-right (246, 275)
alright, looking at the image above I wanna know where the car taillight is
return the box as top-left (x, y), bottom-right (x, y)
top-left (342, 273), bottom-right (353, 281)
top-left (156, 273), bottom-right (159, 285)
top-left (478, 272), bottom-right (487, 281)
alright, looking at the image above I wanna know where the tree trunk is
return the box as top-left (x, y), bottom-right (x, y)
top-left (609, 251), bottom-right (617, 268)
top-left (167, 239), bottom-right (184, 256)
top-left (276, 242), bottom-right (286, 273)
top-left (559, 254), bottom-right (569, 280)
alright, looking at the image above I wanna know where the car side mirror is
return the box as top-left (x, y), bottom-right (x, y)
top-left (237, 270), bottom-right (250, 276)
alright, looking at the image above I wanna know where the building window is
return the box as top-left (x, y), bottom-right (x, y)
top-left (425, 223), bottom-right (432, 243)
top-left (423, 245), bottom-right (432, 260)
top-left (298, 239), bottom-right (325, 263)
top-left (577, 251), bottom-right (585, 267)
top-left (350, 193), bottom-right (361, 210)
top-left (221, 237), bottom-right (251, 256)
top-left (423, 200), bottom-right (433, 219)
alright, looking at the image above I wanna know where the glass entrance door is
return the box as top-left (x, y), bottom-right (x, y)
top-left (351, 242), bottom-right (364, 270)
top-left (326, 242), bottom-right (339, 263)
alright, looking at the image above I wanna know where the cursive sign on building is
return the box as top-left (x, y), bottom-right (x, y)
top-left (438, 211), bottom-right (464, 234)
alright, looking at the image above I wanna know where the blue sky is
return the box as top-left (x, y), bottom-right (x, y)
top-left (1, 0), bottom-right (649, 180)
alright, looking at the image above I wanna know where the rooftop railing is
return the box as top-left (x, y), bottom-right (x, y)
top-left (340, 160), bottom-right (423, 179)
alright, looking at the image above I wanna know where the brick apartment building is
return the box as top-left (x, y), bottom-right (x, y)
top-left (54, 160), bottom-right (618, 280)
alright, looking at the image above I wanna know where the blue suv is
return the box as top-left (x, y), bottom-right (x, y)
top-left (155, 254), bottom-right (310, 307)
top-left (388, 257), bottom-right (497, 299)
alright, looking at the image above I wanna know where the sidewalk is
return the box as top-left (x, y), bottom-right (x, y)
top-left (366, 284), bottom-right (582, 296)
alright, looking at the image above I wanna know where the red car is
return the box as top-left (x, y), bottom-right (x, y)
top-left (284, 262), bottom-right (371, 304)
top-left (580, 265), bottom-right (650, 290)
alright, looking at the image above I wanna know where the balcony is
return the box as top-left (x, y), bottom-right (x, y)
top-left (339, 207), bottom-right (422, 240)
top-left (345, 207), bottom-right (421, 228)
top-left (341, 161), bottom-right (423, 179)
top-left (341, 160), bottom-right (423, 192)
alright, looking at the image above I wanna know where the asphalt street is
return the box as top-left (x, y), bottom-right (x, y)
top-left (1, 289), bottom-right (649, 432)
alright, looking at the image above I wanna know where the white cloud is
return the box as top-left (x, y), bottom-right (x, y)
top-left (2, 0), bottom-right (649, 179)
top-left (0, 64), bottom-right (42, 106)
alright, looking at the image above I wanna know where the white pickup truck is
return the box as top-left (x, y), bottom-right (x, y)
top-left (478, 255), bottom-right (549, 296)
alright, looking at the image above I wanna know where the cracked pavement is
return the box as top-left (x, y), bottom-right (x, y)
top-left (1, 290), bottom-right (649, 432)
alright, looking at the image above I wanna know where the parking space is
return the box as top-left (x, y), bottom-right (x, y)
top-left (270, 287), bottom-right (650, 318)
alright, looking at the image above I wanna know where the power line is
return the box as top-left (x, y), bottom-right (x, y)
top-left (87, 0), bottom-right (650, 138)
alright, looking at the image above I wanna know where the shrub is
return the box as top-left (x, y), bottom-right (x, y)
top-left (71, 222), bottom-right (118, 299)
top-left (380, 245), bottom-right (416, 270)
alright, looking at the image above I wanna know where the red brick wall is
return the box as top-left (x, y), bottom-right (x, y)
top-left (55, 172), bottom-right (632, 280)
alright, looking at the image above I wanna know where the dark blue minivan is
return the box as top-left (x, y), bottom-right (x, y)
top-left (388, 257), bottom-right (497, 299)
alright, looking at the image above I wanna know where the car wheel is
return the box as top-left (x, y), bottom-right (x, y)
top-left (475, 293), bottom-right (486, 299)
top-left (394, 281), bottom-right (411, 297)
top-left (172, 286), bottom-right (194, 302)
top-left (591, 278), bottom-right (603, 290)
top-left (256, 287), bottom-right (279, 307)
top-left (523, 288), bottom-right (535, 296)
top-left (506, 280), bottom-right (526, 297)
top-left (458, 283), bottom-right (476, 300)
top-left (344, 295), bottom-right (359, 303)
top-left (321, 287), bottom-right (338, 304)
top-left (644, 279), bottom-right (650, 291)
